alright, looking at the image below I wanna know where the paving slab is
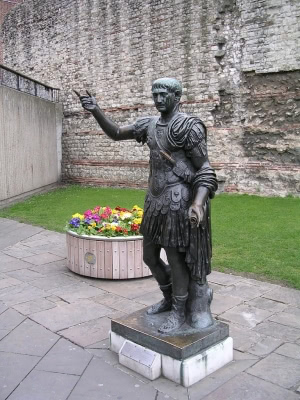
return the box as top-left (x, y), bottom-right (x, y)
top-left (0, 308), bottom-right (25, 331)
top-left (239, 278), bottom-right (279, 291)
top-left (86, 347), bottom-right (119, 366)
top-left (211, 293), bottom-right (242, 315)
top-left (247, 297), bottom-right (288, 312)
top-left (217, 282), bottom-right (271, 301)
top-left (263, 286), bottom-right (300, 307)
top-left (219, 304), bottom-right (273, 328)
top-left (28, 259), bottom-right (70, 275)
top-left (0, 284), bottom-right (46, 306)
top-left (68, 357), bottom-right (159, 400)
top-left (30, 299), bottom-right (113, 331)
top-left (207, 271), bottom-right (244, 286)
top-left (245, 335), bottom-right (283, 357)
top-left (86, 276), bottom-right (158, 298)
top-left (36, 338), bottom-right (92, 375)
top-left (93, 293), bottom-right (146, 313)
top-left (188, 357), bottom-right (257, 399)
top-left (157, 392), bottom-right (176, 400)
top-left (275, 343), bottom-right (300, 360)
top-left (0, 255), bottom-right (34, 273)
top-left (254, 321), bottom-right (300, 341)
top-left (0, 330), bottom-right (9, 340)
top-left (51, 282), bottom-right (106, 303)
top-left (0, 224), bottom-right (43, 250)
top-left (7, 369), bottom-right (79, 400)
top-left (30, 273), bottom-right (79, 291)
top-left (200, 372), bottom-right (300, 400)
top-left (208, 282), bottom-right (224, 292)
top-left (0, 303), bottom-right (8, 315)
top-left (5, 268), bottom-right (46, 282)
top-left (2, 244), bottom-right (39, 259)
top-left (12, 298), bottom-right (57, 315)
top-left (230, 324), bottom-right (263, 352)
top-left (150, 376), bottom-right (189, 400)
top-left (247, 352), bottom-right (300, 389)
top-left (49, 247), bottom-right (67, 258)
top-left (0, 352), bottom-right (40, 400)
top-left (0, 277), bottom-right (23, 290)
top-left (269, 311), bottom-right (300, 329)
top-left (0, 319), bottom-right (59, 356)
top-left (22, 252), bottom-right (65, 266)
top-left (86, 337), bottom-right (110, 349)
top-left (59, 316), bottom-right (112, 347)
top-left (134, 289), bottom-right (162, 306)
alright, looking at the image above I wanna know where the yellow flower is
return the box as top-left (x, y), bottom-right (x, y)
top-left (72, 213), bottom-right (84, 220)
top-left (88, 226), bottom-right (92, 230)
top-left (112, 209), bottom-right (119, 214)
top-left (133, 218), bottom-right (142, 225)
top-left (137, 210), bottom-right (143, 217)
top-left (91, 222), bottom-right (96, 228)
top-left (111, 225), bottom-right (117, 231)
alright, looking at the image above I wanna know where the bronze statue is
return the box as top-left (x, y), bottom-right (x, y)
top-left (75, 78), bottom-right (218, 334)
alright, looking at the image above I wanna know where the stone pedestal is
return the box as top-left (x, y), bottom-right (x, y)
top-left (110, 307), bottom-right (233, 387)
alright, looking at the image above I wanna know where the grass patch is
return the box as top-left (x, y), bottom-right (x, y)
top-left (0, 185), bottom-right (146, 233)
top-left (211, 194), bottom-right (300, 289)
top-left (0, 186), bottom-right (299, 289)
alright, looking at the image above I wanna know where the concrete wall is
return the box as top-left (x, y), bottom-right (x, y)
top-left (2, 0), bottom-right (300, 196)
top-left (0, 85), bottom-right (62, 206)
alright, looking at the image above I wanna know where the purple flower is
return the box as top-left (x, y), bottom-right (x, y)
top-left (69, 218), bottom-right (80, 228)
top-left (84, 218), bottom-right (92, 225)
top-left (92, 214), bottom-right (101, 223)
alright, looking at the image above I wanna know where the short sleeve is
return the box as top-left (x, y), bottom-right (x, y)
top-left (185, 120), bottom-right (207, 158)
top-left (133, 117), bottom-right (151, 144)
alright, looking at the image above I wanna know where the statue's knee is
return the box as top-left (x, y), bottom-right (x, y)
top-left (143, 252), bottom-right (155, 267)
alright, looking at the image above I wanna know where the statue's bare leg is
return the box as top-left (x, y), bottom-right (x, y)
top-left (158, 248), bottom-right (189, 333)
top-left (143, 236), bottom-right (172, 315)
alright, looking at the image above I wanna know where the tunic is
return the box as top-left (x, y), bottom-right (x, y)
top-left (133, 112), bottom-right (218, 282)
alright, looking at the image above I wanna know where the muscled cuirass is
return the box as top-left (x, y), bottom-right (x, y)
top-left (144, 117), bottom-right (196, 214)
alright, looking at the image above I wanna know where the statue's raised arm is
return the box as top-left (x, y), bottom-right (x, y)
top-left (74, 90), bottom-right (135, 141)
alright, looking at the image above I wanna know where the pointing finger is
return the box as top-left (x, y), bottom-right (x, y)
top-left (73, 89), bottom-right (81, 98)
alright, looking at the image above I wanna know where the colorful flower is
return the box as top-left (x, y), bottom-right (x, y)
top-left (67, 205), bottom-right (143, 237)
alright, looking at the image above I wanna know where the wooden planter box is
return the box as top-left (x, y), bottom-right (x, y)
top-left (66, 231), bottom-right (153, 279)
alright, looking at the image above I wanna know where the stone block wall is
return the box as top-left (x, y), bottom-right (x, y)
top-left (0, 0), bottom-right (24, 63)
top-left (2, 0), bottom-right (300, 196)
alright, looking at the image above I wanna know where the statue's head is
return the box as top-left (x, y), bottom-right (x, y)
top-left (152, 78), bottom-right (182, 114)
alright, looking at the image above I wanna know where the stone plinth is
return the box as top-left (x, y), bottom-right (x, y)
top-left (110, 307), bottom-right (233, 387)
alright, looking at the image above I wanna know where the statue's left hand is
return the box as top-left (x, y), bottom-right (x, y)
top-left (188, 203), bottom-right (204, 227)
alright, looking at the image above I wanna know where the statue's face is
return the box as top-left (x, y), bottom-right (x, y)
top-left (152, 87), bottom-right (177, 114)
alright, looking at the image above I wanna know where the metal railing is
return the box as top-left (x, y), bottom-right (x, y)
top-left (0, 64), bottom-right (60, 102)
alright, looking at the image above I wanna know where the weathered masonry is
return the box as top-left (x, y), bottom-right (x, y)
top-left (2, 0), bottom-right (300, 196)
top-left (0, 65), bottom-right (62, 207)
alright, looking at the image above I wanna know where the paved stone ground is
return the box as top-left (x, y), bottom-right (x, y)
top-left (0, 217), bottom-right (299, 400)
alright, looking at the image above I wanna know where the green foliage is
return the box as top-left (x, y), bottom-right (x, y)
top-left (0, 186), bottom-right (299, 288)
top-left (211, 194), bottom-right (300, 289)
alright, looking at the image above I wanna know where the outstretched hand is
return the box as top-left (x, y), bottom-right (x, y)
top-left (74, 89), bottom-right (97, 112)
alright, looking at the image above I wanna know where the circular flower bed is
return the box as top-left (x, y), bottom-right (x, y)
top-left (66, 205), bottom-right (153, 279)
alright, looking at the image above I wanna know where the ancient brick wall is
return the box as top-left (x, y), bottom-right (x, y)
top-left (2, 0), bottom-right (300, 196)
top-left (0, 0), bottom-right (24, 63)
